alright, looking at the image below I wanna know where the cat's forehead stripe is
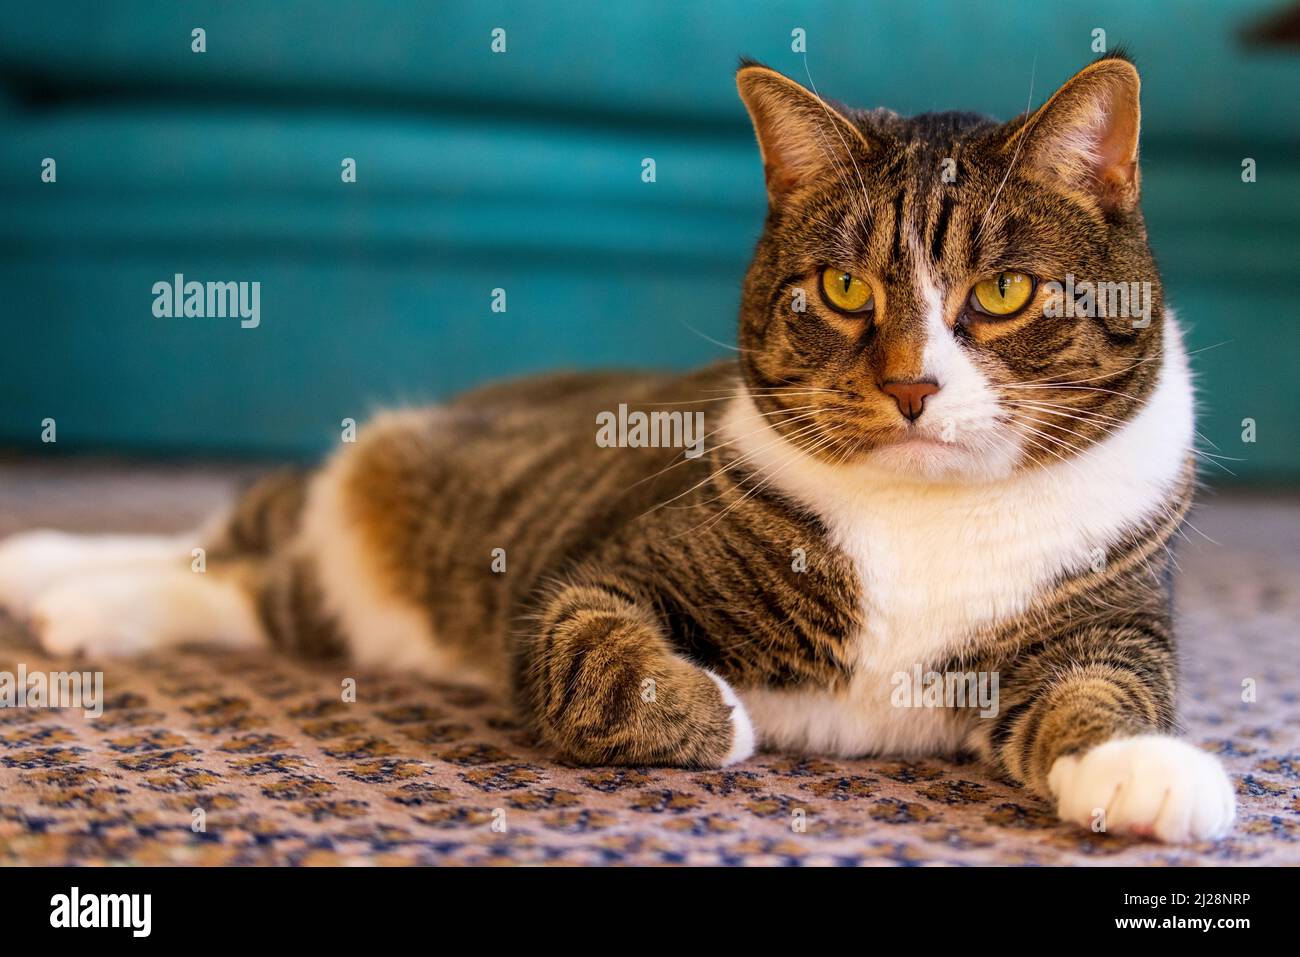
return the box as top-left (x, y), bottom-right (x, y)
top-left (890, 189), bottom-right (906, 263)
top-left (930, 195), bottom-right (955, 265)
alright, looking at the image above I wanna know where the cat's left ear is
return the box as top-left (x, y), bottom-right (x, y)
top-left (736, 62), bottom-right (874, 201)
top-left (1006, 55), bottom-right (1141, 213)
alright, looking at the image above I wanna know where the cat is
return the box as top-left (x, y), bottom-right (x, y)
top-left (0, 53), bottom-right (1234, 843)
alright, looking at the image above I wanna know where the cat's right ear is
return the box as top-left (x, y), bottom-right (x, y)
top-left (736, 62), bottom-right (872, 201)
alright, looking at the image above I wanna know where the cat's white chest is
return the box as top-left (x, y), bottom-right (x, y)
top-left (836, 495), bottom-right (1065, 677)
top-left (722, 327), bottom-right (1193, 758)
top-left (742, 485), bottom-right (1107, 757)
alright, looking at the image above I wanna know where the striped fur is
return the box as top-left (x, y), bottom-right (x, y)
top-left (0, 55), bottom-right (1234, 839)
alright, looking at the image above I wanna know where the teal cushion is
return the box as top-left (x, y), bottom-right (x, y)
top-left (0, 0), bottom-right (1296, 479)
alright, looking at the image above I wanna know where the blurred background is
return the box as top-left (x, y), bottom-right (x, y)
top-left (0, 0), bottom-right (1297, 484)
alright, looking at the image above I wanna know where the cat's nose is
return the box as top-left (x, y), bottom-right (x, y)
top-left (880, 379), bottom-right (940, 422)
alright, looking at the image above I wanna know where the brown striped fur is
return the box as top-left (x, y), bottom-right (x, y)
top-left (197, 55), bottom-right (1195, 796)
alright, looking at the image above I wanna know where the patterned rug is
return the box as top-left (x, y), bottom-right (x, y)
top-left (1, 459), bottom-right (1297, 866)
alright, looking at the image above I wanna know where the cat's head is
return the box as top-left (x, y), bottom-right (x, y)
top-left (734, 54), bottom-right (1164, 481)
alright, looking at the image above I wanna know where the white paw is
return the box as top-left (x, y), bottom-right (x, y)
top-left (30, 572), bottom-right (172, 658)
top-left (0, 530), bottom-right (89, 618)
top-left (0, 530), bottom-right (185, 619)
top-left (706, 671), bottom-right (756, 766)
top-left (1049, 735), bottom-right (1236, 843)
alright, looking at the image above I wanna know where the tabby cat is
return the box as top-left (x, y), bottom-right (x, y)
top-left (0, 54), bottom-right (1234, 842)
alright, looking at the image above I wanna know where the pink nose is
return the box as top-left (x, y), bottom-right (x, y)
top-left (880, 379), bottom-right (940, 422)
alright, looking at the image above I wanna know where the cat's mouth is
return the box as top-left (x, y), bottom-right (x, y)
top-left (862, 425), bottom-right (1020, 481)
top-left (883, 433), bottom-right (950, 451)
top-left (763, 401), bottom-right (1022, 481)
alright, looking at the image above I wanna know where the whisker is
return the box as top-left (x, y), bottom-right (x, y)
top-left (974, 51), bottom-right (1038, 248)
top-left (1001, 383), bottom-right (1145, 403)
top-left (801, 52), bottom-right (873, 221)
top-left (635, 416), bottom-right (829, 517)
top-left (626, 408), bottom-right (828, 494)
top-left (675, 425), bottom-right (845, 540)
top-left (675, 319), bottom-right (748, 354)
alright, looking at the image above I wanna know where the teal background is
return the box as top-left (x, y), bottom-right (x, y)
top-left (0, 0), bottom-right (1297, 480)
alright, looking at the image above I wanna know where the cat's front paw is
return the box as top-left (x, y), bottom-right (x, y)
top-left (706, 671), bottom-right (756, 766)
top-left (1049, 735), bottom-right (1235, 842)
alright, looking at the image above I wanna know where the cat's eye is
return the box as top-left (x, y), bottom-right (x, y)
top-left (969, 271), bottom-right (1035, 317)
top-left (820, 268), bottom-right (874, 314)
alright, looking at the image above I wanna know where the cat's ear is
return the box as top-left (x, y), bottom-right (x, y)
top-left (1006, 55), bottom-right (1142, 212)
top-left (736, 62), bottom-right (873, 200)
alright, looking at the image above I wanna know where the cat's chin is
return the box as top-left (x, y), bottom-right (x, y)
top-left (862, 435), bottom-right (1018, 483)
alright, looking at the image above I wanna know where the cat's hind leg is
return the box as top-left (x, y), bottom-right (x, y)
top-left (0, 530), bottom-right (189, 619)
top-left (0, 469), bottom-right (309, 658)
top-left (515, 576), bottom-right (755, 768)
top-left (29, 564), bottom-right (266, 658)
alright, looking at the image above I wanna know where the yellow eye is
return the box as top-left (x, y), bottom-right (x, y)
top-left (971, 271), bottom-right (1035, 317)
top-left (820, 268), bottom-right (874, 313)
